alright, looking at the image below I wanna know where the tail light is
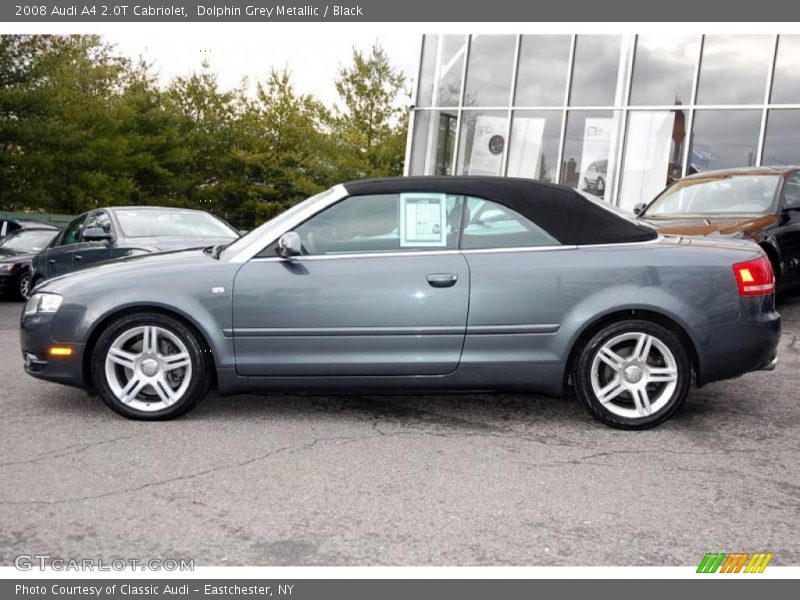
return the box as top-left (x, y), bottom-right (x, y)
top-left (732, 256), bottom-right (775, 297)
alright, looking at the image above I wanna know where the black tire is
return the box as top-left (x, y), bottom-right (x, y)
top-left (91, 312), bottom-right (212, 420)
top-left (572, 319), bottom-right (692, 430)
top-left (17, 272), bottom-right (32, 301)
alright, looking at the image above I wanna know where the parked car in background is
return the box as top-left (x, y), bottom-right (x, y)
top-left (1, 218), bottom-right (58, 238)
top-left (29, 206), bottom-right (239, 288)
top-left (634, 166), bottom-right (800, 290)
top-left (21, 178), bottom-right (780, 429)
top-left (0, 224), bottom-right (60, 300)
top-left (583, 159), bottom-right (608, 196)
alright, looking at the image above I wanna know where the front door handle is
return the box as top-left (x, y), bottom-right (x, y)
top-left (426, 273), bottom-right (458, 288)
top-left (74, 254), bottom-right (83, 262)
top-left (48, 259), bottom-right (56, 265)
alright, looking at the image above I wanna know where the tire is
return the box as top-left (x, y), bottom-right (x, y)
top-left (572, 319), bottom-right (691, 429)
top-left (91, 312), bottom-right (212, 420)
top-left (17, 272), bottom-right (32, 301)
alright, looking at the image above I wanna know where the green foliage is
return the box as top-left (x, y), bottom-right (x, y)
top-left (328, 44), bottom-right (409, 181)
top-left (0, 34), bottom-right (409, 228)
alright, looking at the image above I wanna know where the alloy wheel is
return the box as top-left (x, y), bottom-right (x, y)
top-left (589, 331), bottom-right (679, 419)
top-left (18, 273), bottom-right (31, 300)
top-left (104, 325), bottom-right (193, 412)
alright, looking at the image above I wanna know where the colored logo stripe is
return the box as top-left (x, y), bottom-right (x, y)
top-left (697, 552), bottom-right (773, 573)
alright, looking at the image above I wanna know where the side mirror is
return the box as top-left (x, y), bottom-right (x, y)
top-left (632, 203), bottom-right (647, 217)
top-left (276, 232), bottom-right (302, 258)
top-left (82, 227), bottom-right (112, 242)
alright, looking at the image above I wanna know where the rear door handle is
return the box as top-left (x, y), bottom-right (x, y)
top-left (426, 273), bottom-right (458, 288)
top-left (48, 259), bottom-right (56, 265)
top-left (74, 255), bottom-right (83, 262)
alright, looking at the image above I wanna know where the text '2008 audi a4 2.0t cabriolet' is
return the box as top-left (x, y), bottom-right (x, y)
top-left (20, 178), bottom-right (781, 429)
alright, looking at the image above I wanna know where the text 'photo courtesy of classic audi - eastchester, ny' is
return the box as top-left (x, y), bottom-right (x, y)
top-left (20, 177), bottom-right (781, 429)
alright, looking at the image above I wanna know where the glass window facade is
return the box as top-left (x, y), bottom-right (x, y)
top-left (408, 34), bottom-right (798, 211)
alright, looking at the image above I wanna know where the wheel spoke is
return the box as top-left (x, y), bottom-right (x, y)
top-left (162, 352), bottom-right (191, 372)
top-left (631, 387), bottom-right (652, 416)
top-left (598, 346), bottom-right (625, 369)
top-left (597, 377), bottom-right (625, 404)
top-left (107, 347), bottom-right (138, 370)
top-left (649, 367), bottom-right (678, 383)
top-left (119, 376), bottom-right (146, 404)
top-left (153, 376), bottom-right (177, 405)
top-left (142, 326), bottom-right (158, 353)
top-left (632, 333), bottom-right (653, 362)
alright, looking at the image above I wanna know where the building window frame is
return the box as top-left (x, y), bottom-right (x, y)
top-left (407, 33), bottom-right (800, 207)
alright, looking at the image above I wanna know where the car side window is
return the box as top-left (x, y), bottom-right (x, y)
top-left (461, 197), bottom-right (559, 249)
top-left (83, 210), bottom-right (113, 236)
top-left (293, 193), bottom-right (464, 256)
top-left (783, 174), bottom-right (800, 210)
top-left (57, 214), bottom-right (87, 247)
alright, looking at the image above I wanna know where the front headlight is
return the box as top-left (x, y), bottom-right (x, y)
top-left (24, 293), bottom-right (63, 316)
top-left (0, 263), bottom-right (15, 273)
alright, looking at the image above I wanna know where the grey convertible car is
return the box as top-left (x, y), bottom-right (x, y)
top-left (20, 177), bottom-right (780, 429)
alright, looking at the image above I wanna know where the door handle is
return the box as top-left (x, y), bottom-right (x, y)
top-left (426, 273), bottom-right (458, 288)
top-left (74, 255), bottom-right (83, 262)
top-left (48, 259), bottom-right (56, 265)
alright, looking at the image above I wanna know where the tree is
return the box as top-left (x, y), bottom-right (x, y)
top-left (0, 35), bottom-right (133, 213)
top-left (328, 43), bottom-right (408, 181)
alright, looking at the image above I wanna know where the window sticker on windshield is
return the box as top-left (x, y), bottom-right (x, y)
top-left (399, 193), bottom-right (447, 247)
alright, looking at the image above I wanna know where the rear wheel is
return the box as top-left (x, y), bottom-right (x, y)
top-left (91, 312), bottom-right (211, 420)
top-left (572, 320), bottom-right (691, 429)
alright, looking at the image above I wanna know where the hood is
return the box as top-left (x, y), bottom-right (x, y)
top-left (125, 235), bottom-right (237, 252)
top-left (40, 248), bottom-right (209, 292)
top-left (640, 214), bottom-right (778, 237)
top-left (0, 247), bottom-right (37, 262)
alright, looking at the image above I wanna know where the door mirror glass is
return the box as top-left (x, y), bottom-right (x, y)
top-left (82, 227), bottom-right (112, 241)
top-left (633, 202), bottom-right (647, 216)
top-left (276, 232), bottom-right (302, 258)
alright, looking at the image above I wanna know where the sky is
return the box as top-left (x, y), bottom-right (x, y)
top-left (108, 30), bottom-right (421, 108)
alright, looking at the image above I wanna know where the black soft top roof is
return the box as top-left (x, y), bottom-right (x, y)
top-left (343, 177), bottom-right (657, 245)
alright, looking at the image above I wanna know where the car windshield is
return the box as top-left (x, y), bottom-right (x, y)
top-left (645, 175), bottom-right (780, 217)
top-left (114, 209), bottom-right (238, 238)
top-left (0, 229), bottom-right (58, 253)
top-left (219, 188), bottom-right (338, 259)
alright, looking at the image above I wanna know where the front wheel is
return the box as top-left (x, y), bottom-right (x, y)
top-left (17, 272), bottom-right (32, 301)
top-left (572, 320), bottom-right (691, 429)
top-left (91, 312), bottom-right (212, 420)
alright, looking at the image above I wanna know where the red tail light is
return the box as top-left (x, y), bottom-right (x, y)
top-left (732, 256), bottom-right (775, 297)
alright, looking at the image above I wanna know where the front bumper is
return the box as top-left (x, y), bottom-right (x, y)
top-left (20, 313), bottom-right (86, 389)
top-left (0, 272), bottom-right (18, 292)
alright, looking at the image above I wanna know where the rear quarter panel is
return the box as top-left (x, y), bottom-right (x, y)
top-left (462, 237), bottom-right (764, 394)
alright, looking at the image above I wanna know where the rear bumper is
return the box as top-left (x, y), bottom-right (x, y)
top-left (20, 313), bottom-right (86, 389)
top-left (692, 298), bottom-right (781, 386)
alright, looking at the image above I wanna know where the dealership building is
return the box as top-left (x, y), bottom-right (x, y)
top-left (404, 34), bottom-right (800, 210)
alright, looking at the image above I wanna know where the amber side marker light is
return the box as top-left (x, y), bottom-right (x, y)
top-left (48, 346), bottom-right (73, 357)
top-left (732, 256), bottom-right (775, 297)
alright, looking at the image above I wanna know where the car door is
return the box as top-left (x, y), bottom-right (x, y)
top-left (72, 209), bottom-right (114, 270)
top-left (459, 196), bottom-right (577, 366)
top-left (43, 213), bottom-right (87, 278)
top-left (232, 192), bottom-right (470, 376)
top-left (775, 172), bottom-right (800, 285)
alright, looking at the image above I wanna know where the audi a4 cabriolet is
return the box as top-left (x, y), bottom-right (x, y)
top-left (20, 177), bottom-right (781, 428)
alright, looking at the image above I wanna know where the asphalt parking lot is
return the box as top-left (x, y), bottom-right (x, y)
top-left (0, 295), bottom-right (799, 567)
